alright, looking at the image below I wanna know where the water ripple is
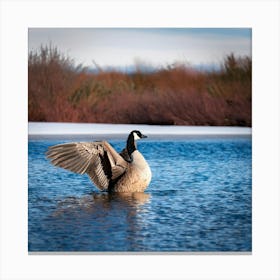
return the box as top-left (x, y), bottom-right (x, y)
top-left (28, 136), bottom-right (251, 252)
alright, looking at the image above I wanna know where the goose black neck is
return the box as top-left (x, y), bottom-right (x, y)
top-left (127, 133), bottom-right (137, 156)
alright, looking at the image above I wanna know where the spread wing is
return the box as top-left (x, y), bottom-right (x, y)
top-left (46, 141), bottom-right (128, 191)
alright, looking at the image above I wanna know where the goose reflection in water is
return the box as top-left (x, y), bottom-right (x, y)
top-left (53, 191), bottom-right (151, 218)
top-left (49, 192), bottom-right (151, 251)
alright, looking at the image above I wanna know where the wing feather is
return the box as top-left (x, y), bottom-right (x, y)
top-left (46, 141), bottom-right (127, 191)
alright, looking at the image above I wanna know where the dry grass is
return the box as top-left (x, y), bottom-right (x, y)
top-left (28, 46), bottom-right (251, 126)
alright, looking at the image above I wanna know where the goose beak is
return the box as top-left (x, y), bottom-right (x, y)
top-left (141, 134), bottom-right (147, 139)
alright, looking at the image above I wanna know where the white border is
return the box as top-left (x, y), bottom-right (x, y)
top-left (1, 1), bottom-right (279, 280)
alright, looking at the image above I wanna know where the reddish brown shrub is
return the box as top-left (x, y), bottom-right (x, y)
top-left (28, 46), bottom-right (251, 126)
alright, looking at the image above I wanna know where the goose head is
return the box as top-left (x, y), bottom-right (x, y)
top-left (127, 130), bottom-right (147, 156)
top-left (131, 130), bottom-right (147, 141)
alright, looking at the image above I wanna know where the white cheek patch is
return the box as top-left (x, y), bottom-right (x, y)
top-left (133, 132), bottom-right (141, 140)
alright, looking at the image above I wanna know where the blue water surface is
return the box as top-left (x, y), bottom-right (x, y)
top-left (28, 135), bottom-right (252, 252)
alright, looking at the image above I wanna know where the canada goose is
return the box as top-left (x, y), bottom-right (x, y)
top-left (46, 130), bottom-right (152, 192)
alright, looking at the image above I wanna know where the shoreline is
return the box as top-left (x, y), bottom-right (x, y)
top-left (28, 122), bottom-right (252, 139)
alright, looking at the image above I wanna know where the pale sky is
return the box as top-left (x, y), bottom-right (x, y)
top-left (28, 28), bottom-right (251, 70)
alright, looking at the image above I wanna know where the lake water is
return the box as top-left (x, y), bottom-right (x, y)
top-left (28, 136), bottom-right (252, 252)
